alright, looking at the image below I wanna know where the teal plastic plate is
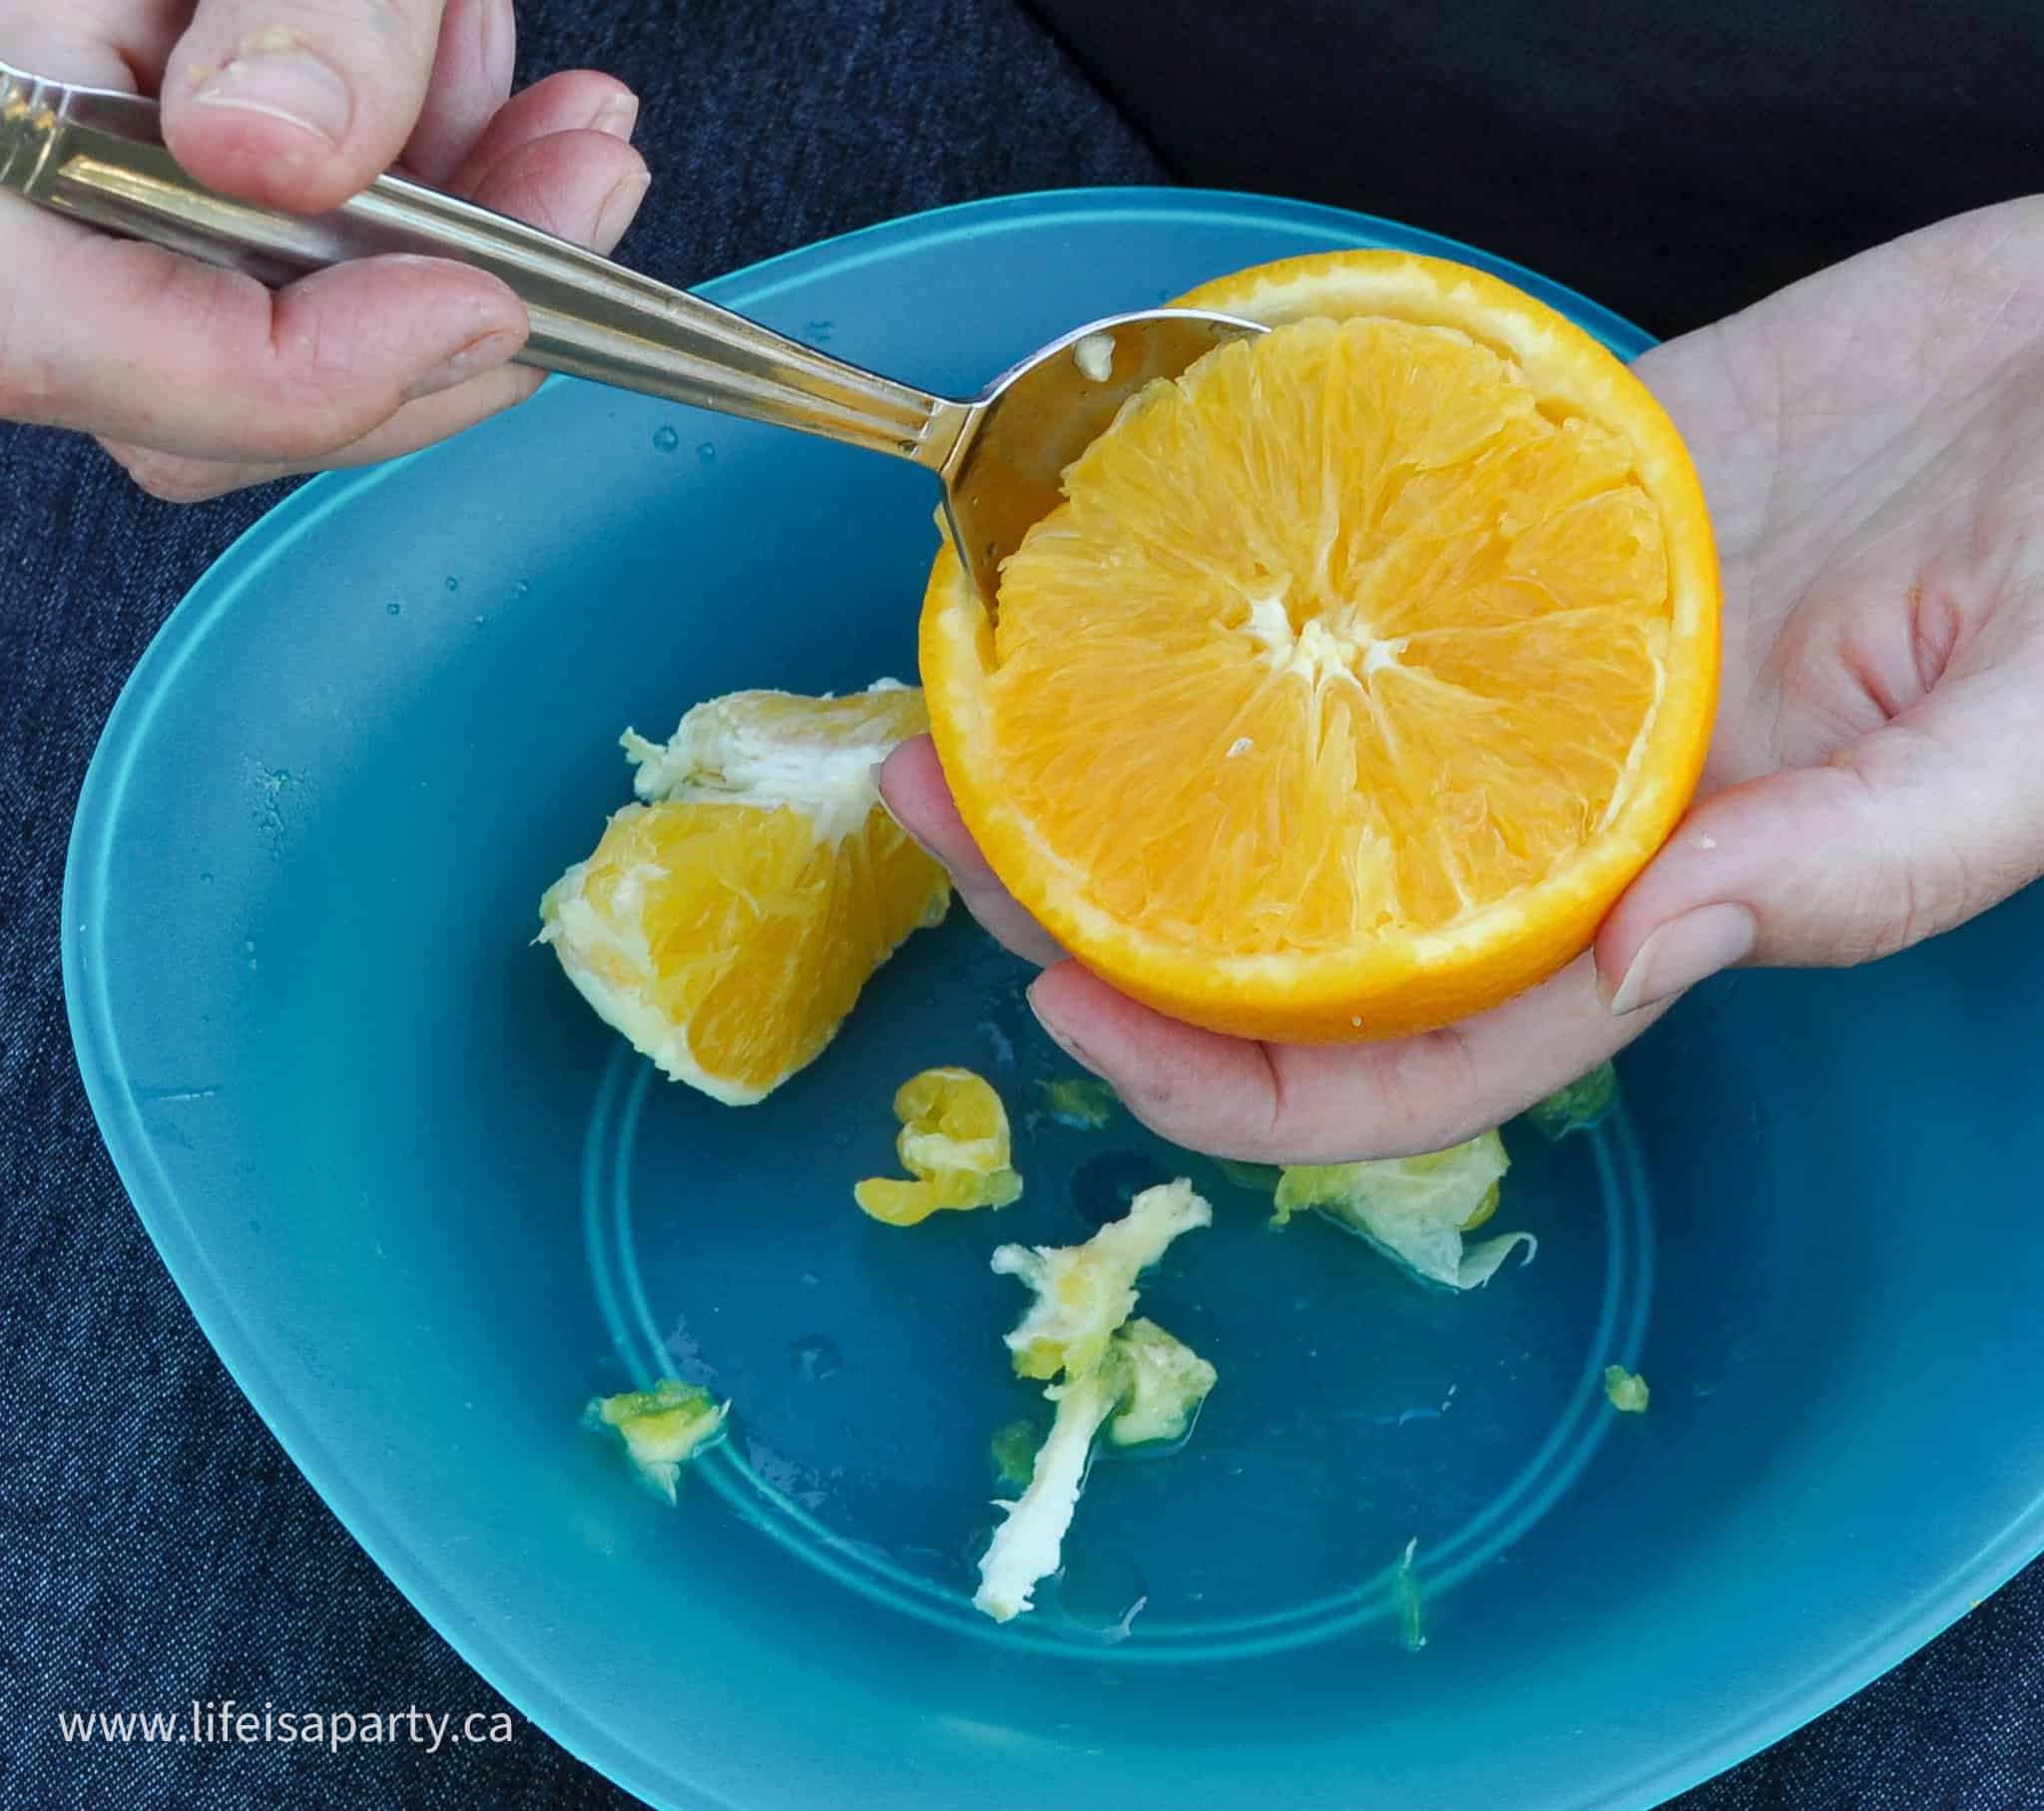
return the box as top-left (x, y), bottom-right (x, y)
top-left (65, 189), bottom-right (2044, 1810)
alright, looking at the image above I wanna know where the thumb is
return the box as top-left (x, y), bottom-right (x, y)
top-left (1597, 685), bottom-right (2044, 1015)
top-left (164, 0), bottom-right (452, 213)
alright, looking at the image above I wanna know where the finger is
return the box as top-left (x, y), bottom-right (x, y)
top-left (4, 2), bottom-right (177, 88)
top-left (460, 122), bottom-right (649, 247)
top-left (403, 0), bottom-right (516, 184)
top-left (2, 202), bottom-right (524, 458)
top-left (1027, 955), bottom-right (1667, 1163)
top-left (1595, 657), bottom-right (2044, 1013)
top-left (879, 738), bottom-right (1066, 967)
top-left (290, 108), bottom-right (650, 462)
top-left (451, 69), bottom-right (641, 196)
top-left (97, 125), bottom-right (650, 500)
top-left (164, 0), bottom-right (451, 212)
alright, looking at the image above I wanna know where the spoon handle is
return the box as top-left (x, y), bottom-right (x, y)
top-left (0, 59), bottom-right (966, 466)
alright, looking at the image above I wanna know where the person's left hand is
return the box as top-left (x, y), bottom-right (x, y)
top-left (881, 199), bottom-right (2044, 1160)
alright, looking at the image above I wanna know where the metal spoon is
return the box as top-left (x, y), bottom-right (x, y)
top-left (0, 58), bottom-right (1265, 611)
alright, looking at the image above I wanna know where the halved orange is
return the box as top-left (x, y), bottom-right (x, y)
top-left (919, 250), bottom-right (1719, 1041)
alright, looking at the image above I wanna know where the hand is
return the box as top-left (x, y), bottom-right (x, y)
top-left (0, 0), bottom-right (649, 500)
top-left (882, 198), bottom-right (2044, 1159)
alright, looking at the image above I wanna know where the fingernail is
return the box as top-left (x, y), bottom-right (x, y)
top-left (1028, 985), bottom-right (1102, 1076)
top-left (1604, 903), bottom-right (1758, 1016)
top-left (407, 328), bottom-right (523, 401)
top-left (871, 763), bottom-right (945, 864)
top-left (193, 35), bottom-right (353, 146)
top-left (592, 93), bottom-right (641, 140)
top-left (593, 170), bottom-right (652, 248)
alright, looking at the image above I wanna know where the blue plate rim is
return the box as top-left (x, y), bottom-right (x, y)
top-left (59, 181), bottom-right (2041, 1811)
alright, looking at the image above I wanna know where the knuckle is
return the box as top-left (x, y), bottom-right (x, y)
top-left (1869, 829), bottom-right (1970, 960)
top-left (160, 260), bottom-right (358, 459)
top-left (1121, 1064), bottom-right (1233, 1156)
top-left (1871, 860), bottom-right (1933, 959)
top-left (490, 159), bottom-right (571, 240)
top-left (1368, 1028), bottom-right (1482, 1156)
top-left (1260, 1025), bottom-right (1489, 1165)
top-left (256, 320), bottom-right (392, 460)
top-left (1828, 734), bottom-right (1975, 962)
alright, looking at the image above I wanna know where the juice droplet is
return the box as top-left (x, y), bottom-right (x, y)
top-left (652, 425), bottom-right (680, 452)
top-left (788, 1334), bottom-right (841, 1381)
top-left (1051, 1548), bottom-right (1149, 1642)
top-left (385, 600), bottom-right (401, 616)
top-left (696, 442), bottom-right (717, 463)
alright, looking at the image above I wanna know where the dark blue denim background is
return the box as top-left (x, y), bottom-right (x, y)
top-left (2, 2), bottom-right (2039, 1805)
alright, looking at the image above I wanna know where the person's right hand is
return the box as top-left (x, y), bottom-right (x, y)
top-left (0, 0), bottom-right (650, 500)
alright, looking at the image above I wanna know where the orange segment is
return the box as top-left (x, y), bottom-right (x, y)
top-left (919, 251), bottom-right (1718, 1042)
top-left (540, 684), bottom-right (949, 1102)
top-left (852, 1067), bottom-right (1024, 1224)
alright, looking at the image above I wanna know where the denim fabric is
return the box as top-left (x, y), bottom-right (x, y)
top-left (0, 1), bottom-right (2036, 1807)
